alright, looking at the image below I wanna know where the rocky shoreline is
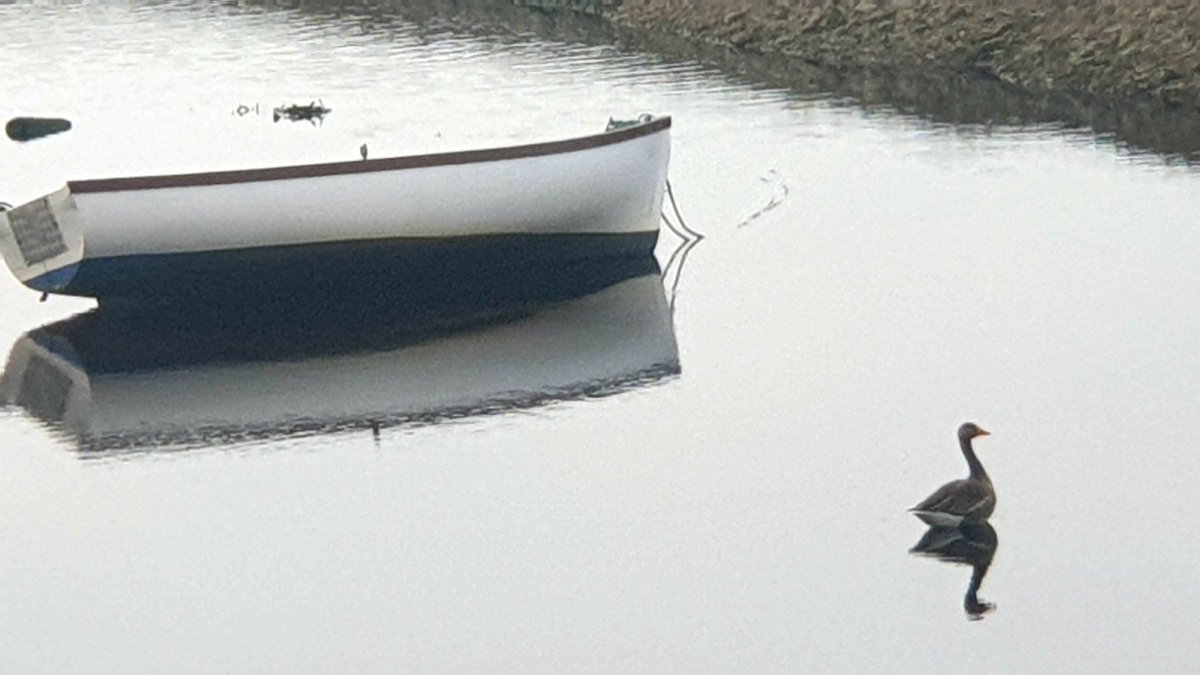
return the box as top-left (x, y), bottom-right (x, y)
top-left (255, 0), bottom-right (1200, 160)
top-left (611, 1), bottom-right (1200, 112)
top-left (602, 1), bottom-right (1200, 160)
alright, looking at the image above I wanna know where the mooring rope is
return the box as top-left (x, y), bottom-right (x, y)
top-left (662, 179), bottom-right (703, 242)
top-left (659, 179), bottom-right (704, 315)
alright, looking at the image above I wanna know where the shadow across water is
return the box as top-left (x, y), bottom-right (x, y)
top-left (0, 256), bottom-right (680, 455)
top-left (910, 522), bottom-right (999, 621)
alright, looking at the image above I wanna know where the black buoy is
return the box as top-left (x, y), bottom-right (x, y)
top-left (6, 117), bottom-right (72, 142)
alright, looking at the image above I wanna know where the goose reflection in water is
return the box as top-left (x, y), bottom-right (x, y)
top-left (910, 521), bottom-right (999, 621)
top-left (0, 255), bottom-right (680, 455)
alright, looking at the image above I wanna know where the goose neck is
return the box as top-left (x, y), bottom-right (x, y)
top-left (960, 435), bottom-right (990, 483)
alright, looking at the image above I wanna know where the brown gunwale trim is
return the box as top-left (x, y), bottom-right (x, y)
top-left (68, 116), bottom-right (671, 194)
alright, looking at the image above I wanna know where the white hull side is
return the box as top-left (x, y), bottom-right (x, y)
top-left (77, 128), bottom-right (669, 259)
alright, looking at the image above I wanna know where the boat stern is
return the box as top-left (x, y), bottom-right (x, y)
top-left (0, 186), bottom-right (85, 293)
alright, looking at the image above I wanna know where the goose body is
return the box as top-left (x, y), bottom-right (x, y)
top-left (910, 423), bottom-right (995, 527)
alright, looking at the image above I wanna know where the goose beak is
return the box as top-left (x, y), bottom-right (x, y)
top-left (976, 428), bottom-right (991, 437)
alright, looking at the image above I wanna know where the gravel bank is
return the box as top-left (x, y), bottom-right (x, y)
top-left (613, 1), bottom-right (1200, 111)
top-left (260, 0), bottom-right (1200, 159)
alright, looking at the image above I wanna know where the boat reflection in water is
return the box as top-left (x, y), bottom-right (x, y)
top-left (0, 256), bottom-right (679, 455)
top-left (909, 522), bottom-right (999, 621)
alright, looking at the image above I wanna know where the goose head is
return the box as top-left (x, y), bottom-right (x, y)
top-left (958, 422), bottom-right (990, 441)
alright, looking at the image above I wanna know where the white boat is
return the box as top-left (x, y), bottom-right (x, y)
top-left (0, 116), bottom-right (671, 302)
top-left (0, 259), bottom-right (678, 453)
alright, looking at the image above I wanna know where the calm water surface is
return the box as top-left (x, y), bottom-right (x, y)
top-left (2, 2), bottom-right (1199, 673)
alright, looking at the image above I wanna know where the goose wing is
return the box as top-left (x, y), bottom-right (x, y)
top-left (910, 479), bottom-right (994, 521)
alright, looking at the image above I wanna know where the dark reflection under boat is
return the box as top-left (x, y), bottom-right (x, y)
top-left (910, 522), bottom-right (999, 621)
top-left (0, 256), bottom-right (680, 455)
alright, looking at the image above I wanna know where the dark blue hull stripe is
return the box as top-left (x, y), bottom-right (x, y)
top-left (39, 231), bottom-right (658, 302)
top-left (31, 255), bottom-right (663, 374)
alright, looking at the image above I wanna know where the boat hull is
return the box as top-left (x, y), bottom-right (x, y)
top-left (0, 117), bottom-right (671, 301)
top-left (67, 230), bottom-right (658, 305)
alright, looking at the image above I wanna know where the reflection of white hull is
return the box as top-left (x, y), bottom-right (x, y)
top-left (0, 117), bottom-right (670, 299)
top-left (0, 273), bottom-right (678, 452)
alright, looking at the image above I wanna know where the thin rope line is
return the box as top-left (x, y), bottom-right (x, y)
top-left (665, 179), bottom-right (703, 241)
top-left (659, 179), bottom-right (704, 314)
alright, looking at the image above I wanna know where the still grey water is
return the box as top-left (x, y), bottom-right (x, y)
top-left (3, 2), bottom-right (1199, 673)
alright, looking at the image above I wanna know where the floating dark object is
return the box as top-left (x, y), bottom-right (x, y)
top-left (6, 116), bottom-right (72, 142)
top-left (273, 100), bottom-right (331, 124)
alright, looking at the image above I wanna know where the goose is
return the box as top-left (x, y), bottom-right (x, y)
top-left (910, 423), bottom-right (995, 528)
